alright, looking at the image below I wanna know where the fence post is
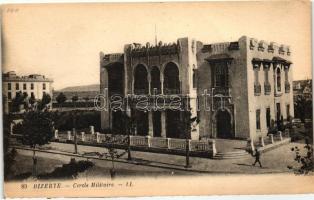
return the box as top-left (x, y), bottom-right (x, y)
top-left (96, 132), bottom-right (100, 143)
top-left (167, 138), bottom-right (171, 149)
top-left (146, 136), bottom-right (151, 147)
top-left (67, 131), bottom-right (71, 140)
top-left (188, 139), bottom-right (192, 151)
top-left (285, 129), bottom-right (290, 138)
top-left (54, 129), bottom-right (59, 139)
top-left (246, 138), bottom-right (255, 152)
top-left (90, 126), bottom-right (94, 135)
top-left (130, 135), bottom-right (134, 146)
top-left (211, 139), bottom-right (217, 156)
top-left (278, 131), bottom-right (283, 141)
top-left (81, 132), bottom-right (85, 142)
top-left (259, 137), bottom-right (265, 147)
top-left (269, 134), bottom-right (274, 144)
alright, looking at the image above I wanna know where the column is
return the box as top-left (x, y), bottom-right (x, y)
top-left (160, 76), bottom-right (164, 95)
top-left (148, 111), bottom-right (153, 137)
top-left (148, 74), bottom-right (151, 95)
top-left (161, 111), bottom-right (166, 138)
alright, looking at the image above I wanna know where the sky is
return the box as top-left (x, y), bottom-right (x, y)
top-left (2, 1), bottom-right (312, 90)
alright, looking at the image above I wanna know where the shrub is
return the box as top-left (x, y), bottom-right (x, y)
top-left (37, 159), bottom-right (94, 179)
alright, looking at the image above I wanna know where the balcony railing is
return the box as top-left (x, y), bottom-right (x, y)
top-left (285, 82), bottom-right (291, 93)
top-left (264, 83), bottom-right (271, 95)
top-left (164, 88), bottom-right (180, 95)
top-left (134, 89), bottom-right (149, 95)
top-left (254, 84), bottom-right (261, 96)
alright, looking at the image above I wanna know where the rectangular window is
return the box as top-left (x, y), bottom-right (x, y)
top-left (8, 83), bottom-right (11, 90)
top-left (23, 83), bottom-right (27, 90)
top-left (16, 83), bottom-right (19, 90)
top-left (214, 63), bottom-right (229, 87)
top-left (31, 92), bottom-right (34, 98)
top-left (264, 70), bottom-right (269, 83)
top-left (43, 83), bottom-right (46, 90)
top-left (276, 103), bottom-right (281, 121)
top-left (266, 108), bottom-right (271, 128)
top-left (8, 92), bottom-right (11, 100)
top-left (31, 83), bottom-right (34, 90)
top-left (192, 70), bottom-right (197, 89)
top-left (286, 104), bottom-right (290, 119)
top-left (256, 109), bottom-right (261, 130)
top-left (254, 70), bottom-right (259, 84)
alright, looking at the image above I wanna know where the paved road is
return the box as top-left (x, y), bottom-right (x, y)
top-left (10, 140), bottom-right (307, 179)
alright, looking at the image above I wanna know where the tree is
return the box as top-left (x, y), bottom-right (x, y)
top-left (37, 93), bottom-right (52, 111)
top-left (72, 95), bottom-right (79, 108)
top-left (22, 92), bottom-right (29, 110)
top-left (11, 91), bottom-right (25, 112)
top-left (18, 111), bottom-right (54, 176)
top-left (29, 93), bottom-right (36, 109)
top-left (56, 92), bottom-right (67, 109)
top-left (288, 139), bottom-right (313, 175)
top-left (295, 95), bottom-right (313, 123)
top-left (83, 96), bottom-right (89, 108)
top-left (3, 114), bottom-right (17, 180)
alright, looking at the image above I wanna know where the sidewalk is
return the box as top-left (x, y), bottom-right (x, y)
top-left (12, 140), bottom-right (305, 175)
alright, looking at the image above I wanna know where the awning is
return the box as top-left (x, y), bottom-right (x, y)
top-left (273, 56), bottom-right (292, 65)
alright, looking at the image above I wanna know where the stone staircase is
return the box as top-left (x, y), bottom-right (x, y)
top-left (213, 150), bottom-right (251, 160)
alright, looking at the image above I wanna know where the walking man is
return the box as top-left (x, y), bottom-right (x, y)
top-left (252, 149), bottom-right (262, 168)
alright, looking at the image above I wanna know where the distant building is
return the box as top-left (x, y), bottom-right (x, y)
top-left (100, 36), bottom-right (294, 141)
top-left (293, 79), bottom-right (312, 101)
top-left (2, 71), bottom-right (53, 113)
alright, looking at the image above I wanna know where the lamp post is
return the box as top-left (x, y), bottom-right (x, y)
top-left (126, 95), bottom-right (132, 161)
top-left (184, 95), bottom-right (191, 168)
top-left (72, 110), bottom-right (78, 154)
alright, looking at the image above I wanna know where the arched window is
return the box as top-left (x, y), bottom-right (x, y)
top-left (150, 66), bottom-right (161, 94)
top-left (164, 62), bottom-right (180, 94)
top-left (134, 64), bottom-right (148, 94)
top-left (276, 68), bottom-right (281, 92)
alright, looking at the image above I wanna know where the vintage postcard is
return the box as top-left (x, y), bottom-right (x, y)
top-left (1, 1), bottom-right (313, 198)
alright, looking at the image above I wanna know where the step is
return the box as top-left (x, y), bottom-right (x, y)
top-left (213, 150), bottom-right (251, 160)
top-left (216, 150), bottom-right (247, 154)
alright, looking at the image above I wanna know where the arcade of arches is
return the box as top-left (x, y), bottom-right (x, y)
top-left (104, 62), bottom-right (183, 138)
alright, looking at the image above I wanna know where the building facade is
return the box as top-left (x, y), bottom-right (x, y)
top-left (99, 36), bottom-right (294, 141)
top-left (2, 71), bottom-right (53, 113)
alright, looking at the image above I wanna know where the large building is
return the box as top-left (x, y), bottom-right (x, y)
top-left (99, 36), bottom-right (294, 141)
top-left (2, 71), bottom-right (53, 113)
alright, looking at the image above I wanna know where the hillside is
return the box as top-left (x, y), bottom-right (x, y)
top-left (58, 84), bottom-right (100, 92)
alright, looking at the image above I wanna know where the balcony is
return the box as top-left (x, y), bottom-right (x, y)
top-left (285, 82), bottom-right (291, 93)
top-left (264, 83), bottom-right (271, 95)
top-left (254, 84), bottom-right (261, 96)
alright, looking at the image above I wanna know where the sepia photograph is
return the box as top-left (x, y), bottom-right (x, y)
top-left (1, 1), bottom-right (313, 198)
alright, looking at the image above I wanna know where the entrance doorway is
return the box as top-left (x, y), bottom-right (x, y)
top-left (166, 110), bottom-right (181, 138)
top-left (136, 111), bottom-right (148, 136)
top-left (216, 110), bottom-right (232, 138)
top-left (153, 111), bottom-right (161, 137)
